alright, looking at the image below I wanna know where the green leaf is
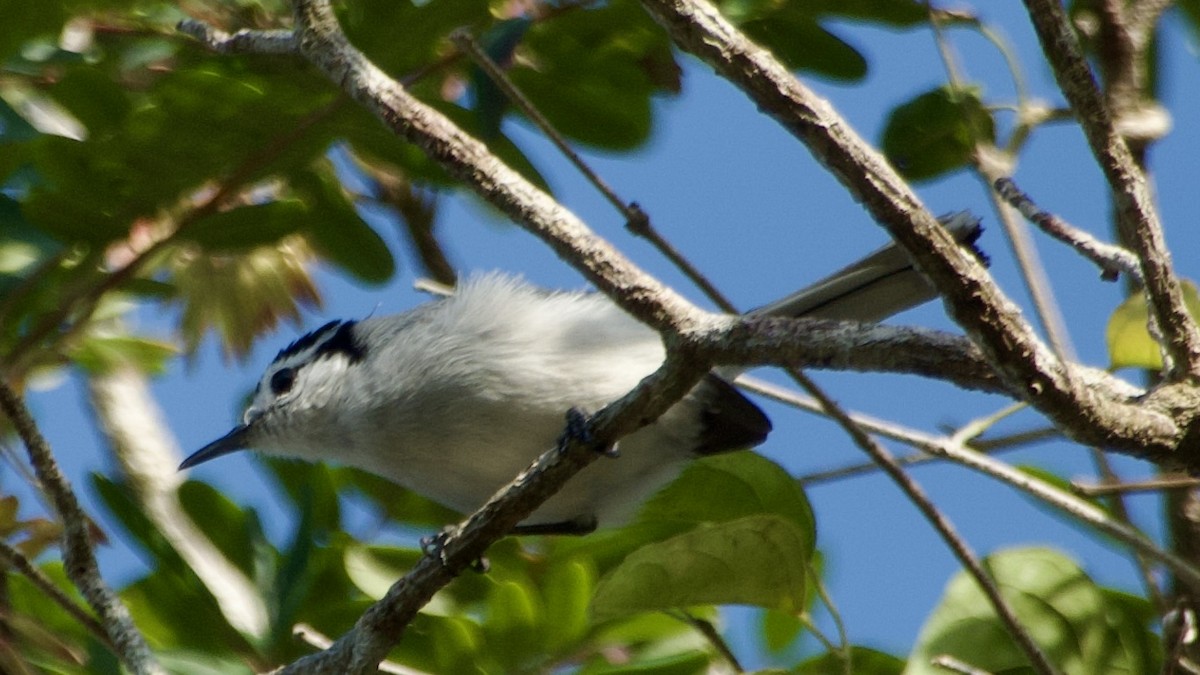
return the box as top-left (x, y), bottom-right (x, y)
top-left (592, 514), bottom-right (810, 619)
top-left (761, 607), bottom-right (804, 653)
top-left (258, 456), bottom-right (342, 534)
top-left (181, 201), bottom-right (308, 252)
top-left (907, 547), bottom-right (1160, 674)
top-left (795, 646), bottom-right (904, 674)
top-left (47, 67), bottom-right (132, 136)
top-left (638, 453), bottom-right (815, 539)
top-left (541, 557), bottom-right (596, 653)
top-left (488, 579), bottom-right (541, 637)
top-left (69, 334), bottom-right (177, 375)
top-left (741, 15), bottom-right (867, 80)
top-left (509, 0), bottom-right (676, 150)
top-left (469, 19), bottom-right (533, 138)
top-left (290, 167), bottom-right (395, 284)
top-left (881, 85), bottom-right (995, 181)
top-left (1106, 281), bottom-right (1200, 369)
top-left (344, 545), bottom-right (420, 599)
top-left (177, 480), bottom-right (267, 580)
top-left (0, 96), bottom-right (41, 143)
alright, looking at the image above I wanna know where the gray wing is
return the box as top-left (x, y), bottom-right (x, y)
top-left (750, 212), bottom-right (984, 322)
top-left (695, 212), bottom-right (984, 455)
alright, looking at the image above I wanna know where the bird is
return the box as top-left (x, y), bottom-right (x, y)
top-left (181, 214), bottom-right (982, 534)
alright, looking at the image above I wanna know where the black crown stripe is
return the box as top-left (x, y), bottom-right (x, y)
top-left (274, 319), bottom-right (366, 364)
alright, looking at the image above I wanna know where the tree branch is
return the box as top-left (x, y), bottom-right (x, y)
top-left (0, 382), bottom-right (160, 675)
top-left (88, 367), bottom-right (269, 639)
top-left (789, 370), bottom-right (1060, 675)
top-left (277, 353), bottom-right (710, 673)
top-left (633, 0), bottom-right (1196, 463)
top-left (1019, 0), bottom-right (1200, 378)
top-left (0, 539), bottom-right (115, 652)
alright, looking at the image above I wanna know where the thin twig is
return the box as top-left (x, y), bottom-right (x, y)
top-left (788, 370), bottom-right (1058, 675)
top-left (669, 611), bottom-right (744, 672)
top-left (637, 0), bottom-right (1184, 463)
top-left (737, 374), bottom-right (1200, 596)
top-left (994, 177), bottom-right (1141, 283)
top-left (0, 539), bottom-right (115, 652)
top-left (979, 168), bottom-right (1162, 607)
top-left (449, 29), bottom-right (736, 312)
top-left (796, 613), bottom-right (840, 657)
top-left (932, 654), bottom-right (996, 675)
top-left (1020, 0), bottom-right (1200, 378)
top-left (977, 168), bottom-right (1075, 361)
top-left (808, 564), bottom-right (851, 675)
top-left (1073, 475), bottom-right (1200, 497)
top-left (0, 382), bottom-right (159, 674)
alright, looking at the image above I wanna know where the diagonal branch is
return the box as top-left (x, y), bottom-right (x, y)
top-left (277, 352), bottom-right (710, 673)
top-left (0, 382), bottom-right (160, 675)
top-left (632, 0), bottom-right (1185, 460)
top-left (1019, 0), bottom-right (1200, 379)
top-left (178, 0), bottom-right (1200, 462)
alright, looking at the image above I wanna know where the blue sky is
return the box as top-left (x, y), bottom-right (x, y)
top-left (18, 2), bottom-right (1200, 662)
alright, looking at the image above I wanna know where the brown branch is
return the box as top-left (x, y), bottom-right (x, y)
top-left (0, 539), bottom-right (115, 652)
top-left (0, 382), bottom-right (159, 675)
top-left (276, 353), bottom-right (710, 673)
top-left (1019, 0), bottom-right (1200, 379)
top-left (632, 0), bottom-right (1196, 461)
top-left (789, 370), bottom-right (1059, 675)
top-left (994, 177), bottom-right (1141, 283)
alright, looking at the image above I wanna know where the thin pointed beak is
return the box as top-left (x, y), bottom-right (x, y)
top-left (180, 424), bottom-right (255, 470)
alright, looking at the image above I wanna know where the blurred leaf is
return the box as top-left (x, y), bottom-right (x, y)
top-left (510, 0), bottom-right (677, 150)
top-left (742, 15), bottom-right (867, 79)
top-left (290, 166), bottom-right (395, 284)
top-left (592, 514), bottom-right (810, 619)
top-left (341, 466), bottom-right (461, 528)
top-left (578, 647), bottom-right (712, 674)
top-left (14, 517), bottom-right (63, 559)
top-left (177, 480), bottom-right (267, 579)
top-left (541, 557), bottom-right (596, 653)
top-left (907, 547), bottom-right (1160, 674)
top-left (171, 238), bottom-right (320, 360)
top-left (0, 2), bottom-right (66, 61)
top-left (91, 473), bottom-right (178, 566)
top-left (69, 334), bottom-right (176, 375)
top-left (639, 453), bottom-right (815, 538)
top-left (340, 0), bottom-right (492, 77)
top-left (91, 475), bottom-right (253, 655)
top-left (44, 67), bottom-right (132, 136)
top-left (488, 578), bottom-right (541, 640)
top-left (182, 201), bottom-right (309, 253)
top-left (469, 19), bottom-right (533, 138)
top-left (344, 544), bottom-right (419, 599)
top-left (0, 96), bottom-right (40, 143)
top-left (761, 607), bottom-right (804, 654)
top-left (1180, 0), bottom-right (1200, 44)
top-left (268, 492), bottom-right (317, 649)
top-left (5, 562), bottom-right (93, 671)
top-left (1106, 281), bottom-right (1200, 370)
top-left (795, 646), bottom-right (904, 674)
top-left (259, 456), bottom-right (343, 534)
top-left (882, 85), bottom-right (995, 181)
top-left (717, 0), bottom-right (926, 80)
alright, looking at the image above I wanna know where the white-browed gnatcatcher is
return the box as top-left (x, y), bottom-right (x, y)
top-left (182, 214), bottom-right (981, 534)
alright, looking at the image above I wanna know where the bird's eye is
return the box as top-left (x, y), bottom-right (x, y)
top-left (270, 367), bottom-right (296, 395)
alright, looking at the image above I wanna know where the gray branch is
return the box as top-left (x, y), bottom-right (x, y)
top-left (172, 0), bottom-right (1200, 670)
top-left (0, 382), bottom-right (161, 675)
top-left (1019, 0), bottom-right (1200, 378)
